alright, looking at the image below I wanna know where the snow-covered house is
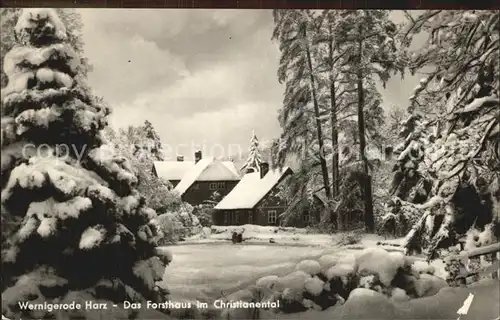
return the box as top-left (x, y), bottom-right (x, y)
top-left (152, 151), bottom-right (241, 205)
top-left (213, 163), bottom-right (295, 226)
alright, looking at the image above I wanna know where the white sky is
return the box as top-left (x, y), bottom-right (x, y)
top-left (80, 9), bottom-right (425, 161)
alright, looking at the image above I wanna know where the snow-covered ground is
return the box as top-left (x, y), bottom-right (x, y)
top-left (161, 243), bottom-right (328, 301)
top-left (161, 242), bottom-right (438, 302)
top-left (184, 224), bottom-right (403, 247)
top-left (162, 225), bottom-right (449, 305)
top-left (185, 224), bottom-right (334, 246)
top-left (157, 224), bottom-right (499, 320)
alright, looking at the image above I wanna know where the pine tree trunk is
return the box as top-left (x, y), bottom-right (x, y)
top-left (356, 36), bottom-right (375, 233)
top-left (304, 29), bottom-right (332, 207)
top-left (328, 33), bottom-right (341, 230)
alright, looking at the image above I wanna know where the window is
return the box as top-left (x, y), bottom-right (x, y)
top-left (234, 212), bottom-right (239, 224)
top-left (248, 212), bottom-right (253, 224)
top-left (224, 212), bottom-right (229, 224)
top-left (209, 183), bottom-right (218, 190)
top-left (192, 183), bottom-right (200, 190)
top-left (268, 210), bottom-right (277, 224)
top-left (209, 182), bottom-right (226, 190)
top-left (303, 213), bottom-right (310, 223)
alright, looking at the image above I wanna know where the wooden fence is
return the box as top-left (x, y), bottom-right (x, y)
top-left (444, 242), bottom-right (500, 286)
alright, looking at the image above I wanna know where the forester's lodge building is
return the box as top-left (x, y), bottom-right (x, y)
top-left (213, 163), bottom-right (295, 226)
top-left (153, 153), bottom-right (321, 227)
top-left (152, 151), bottom-right (240, 205)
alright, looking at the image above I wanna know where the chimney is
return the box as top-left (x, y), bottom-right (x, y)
top-left (260, 162), bottom-right (269, 179)
top-left (176, 155), bottom-right (184, 162)
top-left (194, 151), bottom-right (202, 164)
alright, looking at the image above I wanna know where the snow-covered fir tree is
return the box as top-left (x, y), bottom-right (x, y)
top-left (389, 112), bottom-right (434, 203)
top-left (240, 129), bottom-right (263, 173)
top-left (0, 8), bottom-right (91, 90)
top-left (1, 9), bottom-right (171, 319)
top-left (1, 8), bottom-right (22, 89)
top-left (276, 155), bottom-right (329, 227)
top-left (382, 10), bottom-right (499, 259)
top-left (332, 10), bottom-right (404, 233)
top-left (137, 120), bottom-right (165, 162)
top-left (270, 10), bottom-right (395, 230)
top-left (371, 107), bottom-right (406, 221)
top-left (272, 9), bottom-right (333, 206)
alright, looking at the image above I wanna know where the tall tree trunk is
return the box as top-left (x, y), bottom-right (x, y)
top-left (328, 32), bottom-right (341, 230)
top-left (356, 36), bottom-right (375, 233)
top-left (304, 29), bottom-right (332, 206)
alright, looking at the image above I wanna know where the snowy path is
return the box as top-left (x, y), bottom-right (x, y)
top-left (161, 243), bottom-right (332, 302)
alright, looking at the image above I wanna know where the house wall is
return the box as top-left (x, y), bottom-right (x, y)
top-left (213, 209), bottom-right (255, 226)
top-left (253, 206), bottom-right (288, 226)
top-left (214, 206), bottom-right (303, 227)
top-left (254, 185), bottom-right (288, 226)
top-left (213, 197), bottom-right (322, 228)
top-left (183, 180), bottom-right (239, 206)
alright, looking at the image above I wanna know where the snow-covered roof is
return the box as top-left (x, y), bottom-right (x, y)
top-left (313, 192), bottom-right (328, 205)
top-left (153, 159), bottom-right (239, 182)
top-left (153, 161), bottom-right (194, 181)
top-left (215, 167), bottom-right (292, 210)
top-left (219, 161), bottom-right (240, 177)
top-left (197, 161), bottom-right (240, 181)
top-left (172, 158), bottom-right (241, 195)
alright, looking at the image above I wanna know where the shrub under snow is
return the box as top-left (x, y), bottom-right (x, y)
top-left (356, 248), bottom-right (406, 286)
top-left (295, 259), bottom-right (321, 275)
top-left (256, 275), bottom-right (280, 290)
top-left (304, 276), bottom-right (325, 296)
top-left (225, 247), bottom-right (450, 315)
top-left (318, 255), bottom-right (339, 270)
top-left (325, 263), bottom-right (356, 281)
top-left (153, 204), bottom-right (202, 244)
top-left (411, 260), bottom-right (436, 275)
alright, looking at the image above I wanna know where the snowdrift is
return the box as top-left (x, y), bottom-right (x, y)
top-left (221, 247), bottom-right (451, 318)
top-left (258, 279), bottom-right (500, 320)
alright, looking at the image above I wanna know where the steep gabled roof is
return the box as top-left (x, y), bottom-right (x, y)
top-left (153, 159), bottom-right (240, 181)
top-left (153, 161), bottom-right (195, 181)
top-left (173, 158), bottom-right (240, 195)
top-left (220, 162), bottom-right (240, 178)
top-left (215, 167), bottom-right (292, 210)
top-left (313, 191), bottom-right (328, 206)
